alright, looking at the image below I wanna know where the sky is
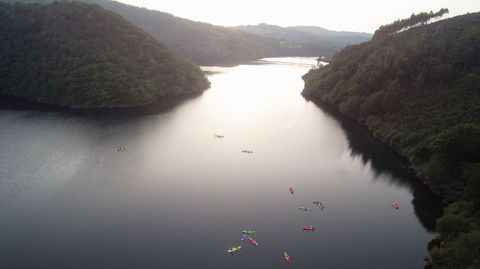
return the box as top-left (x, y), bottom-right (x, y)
top-left (117, 0), bottom-right (479, 33)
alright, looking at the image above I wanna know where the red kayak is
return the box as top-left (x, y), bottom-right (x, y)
top-left (289, 187), bottom-right (294, 194)
top-left (247, 236), bottom-right (259, 246)
top-left (303, 225), bottom-right (316, 231)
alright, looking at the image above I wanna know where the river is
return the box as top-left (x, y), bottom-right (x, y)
top-left (0, 57), bottom-right (442, 269)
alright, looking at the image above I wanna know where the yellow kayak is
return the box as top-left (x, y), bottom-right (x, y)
top-left (227, 245), bottom-right (242, 254)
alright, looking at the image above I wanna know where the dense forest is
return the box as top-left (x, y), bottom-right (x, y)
top-left (303, 11), bottom-right (480, 268)
top-left (0, 1), bottom-right (209, 108)
top-left (80, 0), bottom-right (371, 65)
top-left (75, 0), bottom-right (369, 64)
top-left (3, 0), bottom-right (371, 65)
top-left (79, 0), bottom-right (281, 66)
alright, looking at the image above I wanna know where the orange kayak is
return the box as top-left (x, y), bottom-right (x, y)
top-left (284, 251), bottom-right (292, 263)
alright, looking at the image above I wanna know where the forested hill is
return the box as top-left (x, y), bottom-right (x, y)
top-left (303, 11), bottom-right (480, 268)
top-left (79, 0), bottom-right (281, 66)
top-left (0, 1), bottom-right (209, 108)
top-left (80, 0), bottom-right (370, 64)
top-left (3, 0), bottom-right (371, 65)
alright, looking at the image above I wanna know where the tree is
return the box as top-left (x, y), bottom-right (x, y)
top-left (373, 8), bottom-right (449, 40)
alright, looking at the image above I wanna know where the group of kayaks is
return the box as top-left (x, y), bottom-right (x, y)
top-left (212, 134), bottom-right (254, 154)
top-left (227, 230), bottom-right (259, 254)
top-left (291, 186), bottom-right (327, 212)
top-left (313, 201), bottom-right (326, 210)
top-left (227, 187), bottom-right (325, 263)
top-left (227, 186), bottom-right (400, 263)
top-left (227, 229), bottom-right (292, 263)
top-left (291, 187), bottom-right (321, 231)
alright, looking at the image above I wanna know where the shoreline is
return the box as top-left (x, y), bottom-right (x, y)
top-left (0, 92), bottom-right (204, 116)
top-left (302, 92), bottom-right (444, 201)
top-left (303, 92), bottom-right (445, 267)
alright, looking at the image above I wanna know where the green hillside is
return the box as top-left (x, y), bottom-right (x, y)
top-left (81, 0), bottom-right (372, 65)
top-left (3, 0), bottom-right (371, 65)
top-left (303, 11), bottom-right (480, 268)
top-left (0, 1), bottom-right (209, 108)
top-left (80, 0), bottom-right (282, 66)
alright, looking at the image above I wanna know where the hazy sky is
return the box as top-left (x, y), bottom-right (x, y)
top-left (117, 0), bottom-right (479, 33)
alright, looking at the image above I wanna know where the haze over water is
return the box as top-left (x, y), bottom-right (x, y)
top-left (0, 58), bottom-right (441, 269)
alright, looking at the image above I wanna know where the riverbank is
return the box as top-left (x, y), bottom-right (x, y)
top-left (302, 94), bottom-right (441, 196)
top-left (0, 58), bottom-right (439, 269)
top-left (302, 72), bottom-right (480, 269)
top-left (0, 92), bottom-right (204, 116)
top-left (301, 91), bottom-right (470, 268)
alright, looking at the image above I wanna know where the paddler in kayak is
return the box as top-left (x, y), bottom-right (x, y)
top-left (303, 225), bottom-right (316, 231)
top-left (284, 251), bottom-right (292, 263)
top-left (227, 245), bottom-right (242, 254)
top-left (313, 201), bottom-right (326, 210)
top-left (289, 187), bottom-right (294, 194)
top-left (241, 230), bottom-right (255, 235)
top-left (298, 206), bottom-right (311, 211)
top-left (390, 202), bottom-right (400, 210)
top-left (247, 236), bottom-right (259, 246)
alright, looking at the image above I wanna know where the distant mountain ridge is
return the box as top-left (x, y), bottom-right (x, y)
top-left (232, 24), bottom-right (372, 61)
top-left (235, 23), bottom-right (371, 43)
top-left (233, 23), bottom-right (371, 49)
top-left (288, 25), bottom-right (372, 45)
top-left (2, 0), bottom-right (371, 65)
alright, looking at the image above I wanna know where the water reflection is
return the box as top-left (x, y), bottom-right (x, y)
top-left (307, 98), bottom-right (443, 232)
top-left (0, 58), bottom-right (442, 269)
top-left (0, 92), bottom-right (204, 118)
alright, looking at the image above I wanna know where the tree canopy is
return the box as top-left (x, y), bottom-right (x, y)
top-left (373, 8), bottom-right (449, 39)
top-left (0, 1), bottom-right (209, 108)
top-left (303, 11), bottom-right (480, 268)
top-left (3, 0), bottom-right (372, 65)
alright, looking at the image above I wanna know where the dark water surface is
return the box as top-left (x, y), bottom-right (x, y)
top-left (0, 58), bottom-right (442, 269)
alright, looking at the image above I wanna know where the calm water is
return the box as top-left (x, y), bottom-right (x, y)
top-left (0, 58), bottom-right (442, 269)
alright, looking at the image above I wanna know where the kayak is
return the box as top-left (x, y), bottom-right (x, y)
top-left (289, 187), bottom-right (294, 194)
top-left (391, 202), bottom-right (400, 210)
top-left (284, 251), bottom-right (292, 263)
top-left (303, 225), bottom-right (316, 231)
top-left (227, 245), bottom-right (242, 254)
top-left (241, 230), bottom-right (256, 235)
top-left (298, 206), bottom-right (311, 211)
top-left (247, 236), bottom-right (259, 246)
